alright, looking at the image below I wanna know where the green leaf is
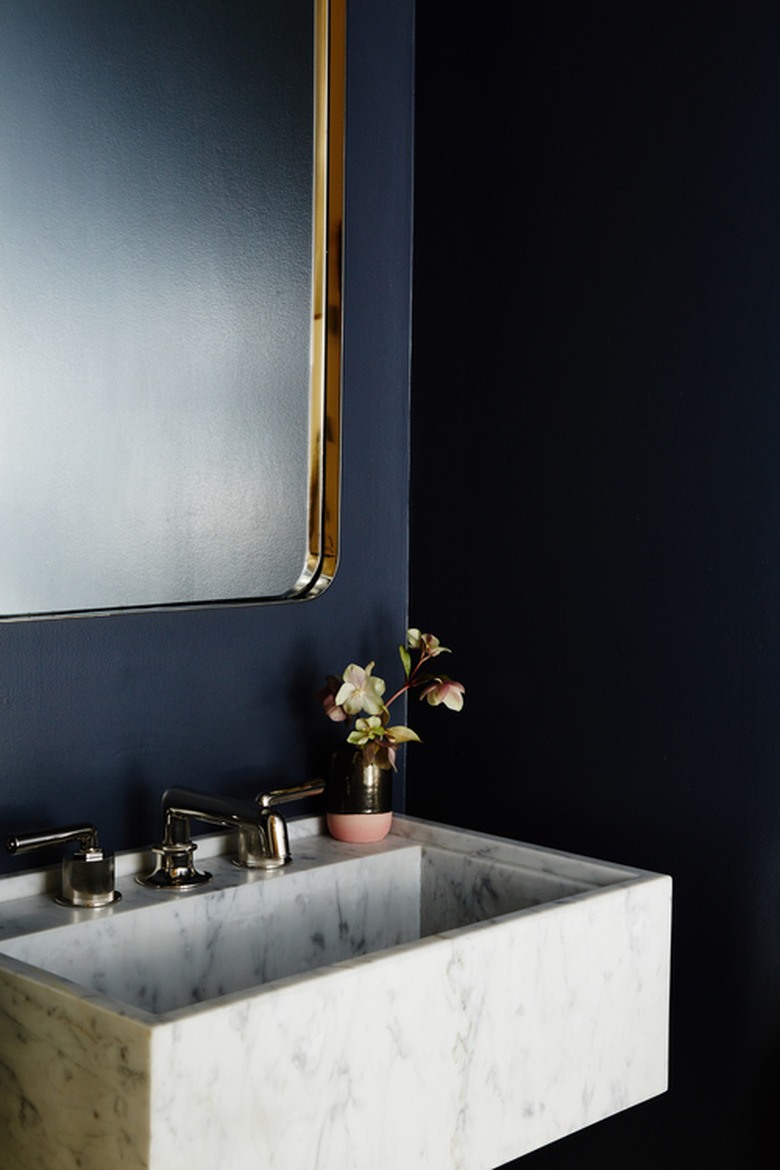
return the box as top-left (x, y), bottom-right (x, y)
top-left (385, 724), bottom-right (422, 743)
top-left (399, 644), bottom-right (412, 679)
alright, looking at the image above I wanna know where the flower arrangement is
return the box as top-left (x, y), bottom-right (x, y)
top-left (318, 628), bottom-right (465, 770)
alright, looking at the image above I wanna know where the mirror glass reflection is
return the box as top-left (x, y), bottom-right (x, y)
top-left (0, 0), bottom-right (341, 619)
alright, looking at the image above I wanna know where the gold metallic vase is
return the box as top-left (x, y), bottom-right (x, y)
top-left (326, 746), bottom-right (393, 842)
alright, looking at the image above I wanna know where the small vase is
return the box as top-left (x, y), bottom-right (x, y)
top-left (326, 745), bottom-right (393, 842)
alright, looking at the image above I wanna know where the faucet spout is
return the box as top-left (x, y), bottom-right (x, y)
top-left (161, 787), bottom-right (262, 848)
top-left (137, 780), bottom-right (325, 890)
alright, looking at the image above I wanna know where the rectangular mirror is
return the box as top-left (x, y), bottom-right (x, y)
top-left (0, 0), bottom-right (343, 619)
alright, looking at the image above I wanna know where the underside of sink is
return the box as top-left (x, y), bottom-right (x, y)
top-left (0, 814), bottom-right (672, 1170)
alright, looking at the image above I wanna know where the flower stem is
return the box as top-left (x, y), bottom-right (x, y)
top-left (385, 647), bottom-right (433, 708)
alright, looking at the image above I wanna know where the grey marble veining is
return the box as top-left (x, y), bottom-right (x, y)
top-left (0, 814), bottom-right (672, 1170)
top-left (0, 827), bottom-right (601, 1016)
top-left (419, 845), bottom-right (594, 935)
top-left (1, 847), bottom-right (424, 1014)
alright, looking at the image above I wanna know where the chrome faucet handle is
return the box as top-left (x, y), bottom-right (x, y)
top-left (236, 779), bottom-right (326, 870)
top-left (257, 779), bottom-right (326, 809)
top-left (5, 823), bottom-right (121, 908)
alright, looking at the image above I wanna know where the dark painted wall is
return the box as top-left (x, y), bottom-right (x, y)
top-left (0, 0), bottom-right (414, 873)
top-left (411, 2), bottom-right (780, 1167)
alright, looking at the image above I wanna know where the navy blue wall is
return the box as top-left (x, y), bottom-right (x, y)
top-left (411, 2), bottom-right (780, 1167)
top-left (0, 0), bottom-right (414, 873)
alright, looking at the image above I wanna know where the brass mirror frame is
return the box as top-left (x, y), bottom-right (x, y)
top-left (0, 0), bottom-right (345, 621)
top-left (298, 0), bottom-right (344, 601)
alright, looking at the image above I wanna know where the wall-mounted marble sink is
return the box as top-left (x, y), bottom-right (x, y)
top-left (0, 815), bottom-right (671, 1170)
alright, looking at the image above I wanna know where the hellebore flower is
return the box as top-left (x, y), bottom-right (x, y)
top-left (407, 629), bottom-right (450, 657)
top-left (347, 719), bottom-right (422, 771)
top-left (420, 679), bottom-right (465, 711)
top-left (317, 627), bottom-right (463, 772)
top-left (347, 715), bottom-right (385, 745)
top-left (346, 718), bottom-right (388, 768)
top-left (315, 676), bottom-right (348, 722)
top-left (335, 662), bottom-right (386, 716)
top-left (321, 692), bottom-right (347, 722)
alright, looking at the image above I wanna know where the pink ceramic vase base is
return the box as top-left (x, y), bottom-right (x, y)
top-left (327, 812), bottom-right (393, 843)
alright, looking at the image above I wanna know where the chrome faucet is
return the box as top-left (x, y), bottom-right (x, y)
top-left (5, 822), bottom-right (121, 907)
top-left (137, 780), bottom-right (325, 890)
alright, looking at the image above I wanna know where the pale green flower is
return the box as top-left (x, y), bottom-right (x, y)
top-left (335, 662), bottom-right (386, 716)
top-left (347, 715), bottom-right (385, 745)
top-left (347, 719), bottom-right (421, 770)
top-left (420, 679), bottom-right (465, 711)
top-left (407, 629), bottom-right (449, 656)
top-left (318, 626), bottom-right (464, 773)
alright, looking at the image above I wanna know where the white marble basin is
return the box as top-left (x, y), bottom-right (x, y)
top-left (0, 815), bottom-right (671, 1170)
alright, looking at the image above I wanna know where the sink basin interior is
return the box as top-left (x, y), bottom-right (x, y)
top-left (0, 839), bottom-right (595, 1015)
